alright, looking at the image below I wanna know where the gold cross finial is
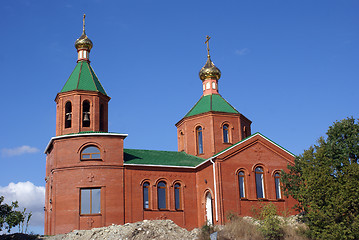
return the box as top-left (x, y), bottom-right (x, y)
top-left (205, 35), bottom-right (211, 58)
top-left (82, 14), bottom-right (86, 35)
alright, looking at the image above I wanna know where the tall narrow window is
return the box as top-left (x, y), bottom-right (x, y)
top-left (143, 182), bottom-right (150, 209)
top-left (80, 188), bottom-right (101, 214)
top-left (82, 100), bottom-right (90, 127)
top-left (65, 102), bottom-right (72, 128)
top-left (238, 171), bottom-right (246, 198)
top-left (223, 124), bottom-right (229, 143)
top-left (179, 131), bottom-right (185, 152)
top-left (81, 146), bottom-right (101, 160)
top-left (274, 173), bottom-right (281, 199)
top-left (174, 183), bottom-right (181, 210)
top-left (196, 126), bottom-right (203, 155)
top-left (157, 181), bottom-right (167, 209)
top-left (99, 104), bottom-right (104, 131)
top-left (255, 167), bottom-right (265, 199)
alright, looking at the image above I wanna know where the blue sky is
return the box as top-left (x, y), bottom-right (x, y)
top-left (0, 0), bottom-right (358, 234)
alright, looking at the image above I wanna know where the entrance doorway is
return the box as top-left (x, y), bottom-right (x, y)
top-left (205, 192), bottom-right (213, 225)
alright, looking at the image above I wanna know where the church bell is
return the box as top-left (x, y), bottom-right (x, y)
top-left (83, 112), bottom-right (90, 121)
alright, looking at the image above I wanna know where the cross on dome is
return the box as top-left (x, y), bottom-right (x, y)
top-left (205, 35), bottom-right (211, 58)
top-left (74, 14), bottom-right (93, 62)
top-left (199, 35), bottom-right (221, 82)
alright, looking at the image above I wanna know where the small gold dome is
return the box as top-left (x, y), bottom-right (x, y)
top-left (75, 33), bottom-right (93, 50)
top-left (199, 57), bottom-right (221, 81)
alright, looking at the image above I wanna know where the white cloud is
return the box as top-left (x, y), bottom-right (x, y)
top-left (1, 145), bottom-right (39, 157)
top-left (0, 182), bottom-right (45, 227)
top-left (235, 48), bottom-right (250, 56)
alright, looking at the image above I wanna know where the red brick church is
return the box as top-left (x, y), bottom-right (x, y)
top-left (44, 16), bottom-right (297, 235)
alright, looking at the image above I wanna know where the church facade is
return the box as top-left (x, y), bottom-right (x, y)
top-left (44, 17), bottom-right (297, 235)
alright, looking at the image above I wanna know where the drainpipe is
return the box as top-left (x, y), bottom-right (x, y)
top-left (209, 158), bottom-right (219, 222)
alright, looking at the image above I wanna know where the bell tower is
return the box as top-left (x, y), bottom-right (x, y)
top-left (176, 36), bottom-right (252, 159)
top-left (55, 14), bottom-right (110, 136)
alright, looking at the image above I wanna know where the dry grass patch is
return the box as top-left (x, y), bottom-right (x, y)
top-left (217, 217), bottom-right (263, 240)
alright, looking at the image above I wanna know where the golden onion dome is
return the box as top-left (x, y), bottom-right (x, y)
top-left (74, 14), bottom-right (93, 51)
top-left (199, 56), bottom-right (221, 81)
top-left (75, 33), bottom-right (93, 50)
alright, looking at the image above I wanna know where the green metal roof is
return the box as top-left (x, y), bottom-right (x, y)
top-left (124, 149), bottom-right (205, 167)
top-left (60, 61), bottom-right (107, 95)
top-left (184, 94), bottom-right (239, 118)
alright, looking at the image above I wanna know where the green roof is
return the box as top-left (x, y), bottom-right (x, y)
top-left (124, 149), bottom-right (205, 167)
top-left (60, 61), bottom-right (107, 95)
top-left (184, 94), bottom-right (239, 118)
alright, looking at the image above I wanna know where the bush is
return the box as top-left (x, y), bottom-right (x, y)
top-left (199, 224), bottom-right (215, 240)
top-left (256, 203), bottom-right (283, 240)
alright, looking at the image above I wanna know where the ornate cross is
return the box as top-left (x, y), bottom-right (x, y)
top-left (205, 35), bottom-right (211, 57)
top-left (87, 218), bottom-right (94, 227)
top-left (87, 173), bottom-right (94, 182)
top-left (254, 145), bottom-right (263, 161)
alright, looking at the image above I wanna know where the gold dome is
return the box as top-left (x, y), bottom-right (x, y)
top-left (199, 57), bottom-right (221, 81)
top-left (74, 14), bottom-right (93, 51)
top-left (75, 34), bottom-right (93, 50)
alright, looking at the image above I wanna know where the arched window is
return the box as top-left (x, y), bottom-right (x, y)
top-left (255, 167), bottom-right (265, 199)
top-left (81, 146), bottom-right (101, 160)
top-left (174, 183), bottom-right (181, 210)
top-left (65, 102), bottom-right (72, 128)
top-left (82, 100), bottom-right (90, 127)
top-left (274, 173), bottom-right (281, 199)
top-left (238, 171), bottom-right (246, 198)
top-left (223, 124), bottom-right (229, 143)
top-left (196, 126), bottom-right (203, 155)
top-left (99, 104), bottom-right (104, 131)
top-left (143, 182), bottom-right (150, 209)
top-left (157, 181), bottom-right (167, 209)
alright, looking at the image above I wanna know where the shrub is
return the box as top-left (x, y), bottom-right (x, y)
top-left (256, 203), bottom-right (283, 240)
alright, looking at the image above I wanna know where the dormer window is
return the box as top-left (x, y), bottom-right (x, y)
top-left (81, 146), bottom-right (101, 160)
top-left (82, 100), bottom-right (90, 127)
top-left (65, 102), bottom-right (72, 128)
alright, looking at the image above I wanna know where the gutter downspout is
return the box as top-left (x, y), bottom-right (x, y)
top-left (209, 158), bottom-right (219, 222)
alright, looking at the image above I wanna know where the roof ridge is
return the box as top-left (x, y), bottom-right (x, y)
top-left (60, 62), bottom-right (80, 92)
top-left (209, 132), bottom-right (295, 159)
top-left (184, 95), bottom-right (204, 117)
top-left (88, 64), bottom-right (107, 95)
top-left (76, 61), bottom-right (83, 90)
top-left (214, 94), bottom-right (239, 113)
top-left (124, 148), bottom-right (182, 153)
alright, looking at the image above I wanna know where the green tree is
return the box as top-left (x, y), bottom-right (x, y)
top-left (0, 196), bottom-right (29, 233)
top-left (257, 203), bottom-right (283, 240)
top-left (281, 117), bottom-right (359, 240)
